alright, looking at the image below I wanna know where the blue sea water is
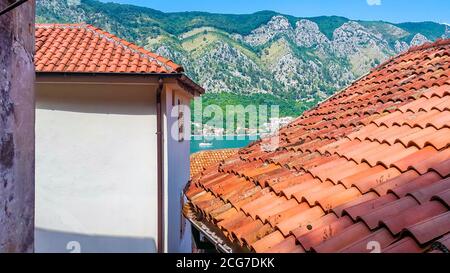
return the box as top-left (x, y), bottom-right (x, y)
top-left (190, 135), bottom-right (260, 154)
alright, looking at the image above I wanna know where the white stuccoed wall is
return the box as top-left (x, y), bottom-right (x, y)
top-left (35, 82), bottom-right (159, 253)
top-left (163, 86), bottom-right (193, 253)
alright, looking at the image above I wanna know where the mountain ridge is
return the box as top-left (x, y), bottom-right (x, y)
top-left (37, 0), bottom-right (449, 106)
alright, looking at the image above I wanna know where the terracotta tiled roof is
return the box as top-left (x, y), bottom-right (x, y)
top-left (185, 39), bottom-right (450, 253)
top-left (190, 149), bottom-right (239, 178)
top-left (35, 24), bottom-right (183, 74)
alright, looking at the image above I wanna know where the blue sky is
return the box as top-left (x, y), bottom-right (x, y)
top-left (99, 0), bottom-right (450, 24)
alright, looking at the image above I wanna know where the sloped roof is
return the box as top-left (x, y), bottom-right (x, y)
top-left (35, 24), bottom-right (183, 74)
top-left (190, 149), bottom-right (240, 178)
top-left (185, 39), bottom-right (450, 253)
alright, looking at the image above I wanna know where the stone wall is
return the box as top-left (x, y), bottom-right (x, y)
top-left (0, 0), bottom-right (35, 253)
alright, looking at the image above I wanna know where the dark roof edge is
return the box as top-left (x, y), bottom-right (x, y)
top-left (177, 74), bottom-right (206, 96)
top-left (36, 71), bottom-right (205, 96)
top-left (183, 202), bottom-right (246, 253)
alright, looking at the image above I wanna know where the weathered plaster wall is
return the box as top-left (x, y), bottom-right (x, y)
top-left (0, 0), bottom-right (35, 253)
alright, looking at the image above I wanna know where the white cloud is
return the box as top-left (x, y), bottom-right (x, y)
top-left (367, 0), bottom-right (382, 6)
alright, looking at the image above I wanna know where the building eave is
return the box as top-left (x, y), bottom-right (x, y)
top-left (36, 71), bottom-right (205, 97)
top-left (183, 202), bottom-right (249, 253)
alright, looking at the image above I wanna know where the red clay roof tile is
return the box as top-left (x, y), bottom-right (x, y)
top-left (190, 149), bottom-right (239, 178)
top-left (290, 213), bottom-right (339, 238)
top-left (185, 39), bottom-right (450, 253)
top-left (353, 167), bottom-right (402, 193)
top-left (390, 171), bottom-right (443, 198)
top-left (266, 202), bottom-right (310, 227)
top-left (303, 184), bottom-right (347, 207)
top-left (312, 222), bottom-right (372, 253)
top-left (276, 206), bottom-right (325, 236)
top-left (406, 211), bottom-right (450, 244)
top-left (382, 237), bottom-right (423, 253)
top-left (35, 24), bottom-right (183, 74)
top-left (251, 197), bottom-right (288, 219)
top-left (251, 231), bottom-right (285, 252)
top-left (262, 236), bottom-right (306, 253)
top-left (381, 201), bottom-right (448, 235)
top-left (343, 193), bottom-right (399, 221)
top-left (295, 215), bottom-right (353, 251)
top-left (411, 148), bottom-right (450, 174)
top-left (432, 189), bottom-right (450, 208)
top-left (232, 220), bottom-right (269, 246)
top-left (391, 146), bottom-right (438, 172)
top-left (332, 192), bottom-right (379, 217)
top-left (291, 181), bottom-right (333, 201)
top-left (317, 187), bottom-right (362, 211)
top-left (372, 170), bottom-right (420, 195)
top-left (256, 199), bottom-right (299, 224)
top-left (428, 159), bottom-right (450, 177)
top-left (340, 165), bottom-right (386, 188)
top-left (278, 177), bottom-right (318, 198)
top-left (339, 228), bottom-right (396, 253)
top-left (359, 196), bottom-right (419, 229)
top-left (408, 177), bottom-right (450, 204)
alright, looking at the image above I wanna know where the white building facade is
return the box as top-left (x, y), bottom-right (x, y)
top-left (34, 24), bottom-right (203, 253)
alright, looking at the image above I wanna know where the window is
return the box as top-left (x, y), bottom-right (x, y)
top-left (177, 98), bottom-right (184, 142)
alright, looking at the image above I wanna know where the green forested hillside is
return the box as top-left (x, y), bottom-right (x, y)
top-left (37, 0), bottom-right (449, 118)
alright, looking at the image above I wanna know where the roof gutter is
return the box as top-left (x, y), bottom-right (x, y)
top-left (156, 78), bottom-right (165, 253)
top-left (36, 71), bottom-right (205, 96)
top-left (183, 202), bottom-right (244, 253)
top-left (188, 216), bottom-right (232, 253)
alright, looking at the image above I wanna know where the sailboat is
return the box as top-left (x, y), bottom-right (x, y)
top-left (199, 141), bottom-right (213, 147)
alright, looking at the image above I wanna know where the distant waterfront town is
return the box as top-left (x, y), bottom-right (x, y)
top-left (192, 116), bottom-right (294, 136)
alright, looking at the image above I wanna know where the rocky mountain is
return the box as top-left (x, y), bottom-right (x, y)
top-left (36, 0), bottom-right (449, 102)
